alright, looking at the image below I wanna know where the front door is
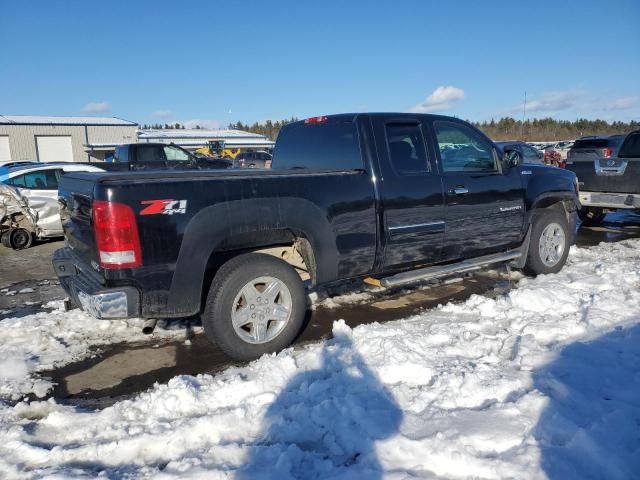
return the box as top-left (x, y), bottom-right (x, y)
top-left (371, 115), bottom-right (445, 271)
top-left (429, 120), bottom-right (525, 261)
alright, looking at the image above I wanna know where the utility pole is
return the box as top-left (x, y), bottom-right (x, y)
top-left (521, 91), bottom-right (527, 139)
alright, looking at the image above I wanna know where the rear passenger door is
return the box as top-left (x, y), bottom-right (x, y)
top-left (428, 120), bottom-right (525, 261)
top-left (372, 116), bottom-right (445, 270)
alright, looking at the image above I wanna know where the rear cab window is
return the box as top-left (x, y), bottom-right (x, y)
top-left (273, 119), bottom-right (363, 170)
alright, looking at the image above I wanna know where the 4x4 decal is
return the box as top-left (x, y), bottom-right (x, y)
top-left (140, 199), bottom-right (187, 215)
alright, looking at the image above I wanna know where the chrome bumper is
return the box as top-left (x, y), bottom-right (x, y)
top-left (53, 248), bottom-right (140, 319)
top-left (578, 191), bottom-right (640, 209)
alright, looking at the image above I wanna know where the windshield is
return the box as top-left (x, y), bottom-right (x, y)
top-left (0, 167), bottom-right (9, 183)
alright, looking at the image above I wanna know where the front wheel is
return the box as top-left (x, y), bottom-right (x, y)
top-left (524, 210), bottom-right (570, 276)
top-left (202, 253), bottom-right (307, 361)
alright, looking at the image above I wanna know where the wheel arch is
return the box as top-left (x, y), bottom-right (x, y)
top-left (166, 197), bottom-right (336, 317)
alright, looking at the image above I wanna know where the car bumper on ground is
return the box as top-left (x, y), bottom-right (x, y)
top-left (52, 247), bottom-right (140, 319)
top-left (578, 191), bottom-right (640, 209)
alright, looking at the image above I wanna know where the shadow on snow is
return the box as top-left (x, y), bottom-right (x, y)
top-left (237, 329), bottom-right (402, 479)
top-left (534, 322), bottom-right (640, 480)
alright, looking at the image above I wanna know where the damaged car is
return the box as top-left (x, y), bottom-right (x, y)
top-left (0, 162), bottom-right (104, 249)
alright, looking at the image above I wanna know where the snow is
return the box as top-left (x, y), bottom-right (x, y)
top-left (0, 301), bottom-right (194, 400)
top-left (0, 239), bottom-right (639, 478)
top-left (137, 128), bottom-right (266, 139)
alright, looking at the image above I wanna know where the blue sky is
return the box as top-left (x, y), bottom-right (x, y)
top-left (1, 0), bottom-right (638, 128)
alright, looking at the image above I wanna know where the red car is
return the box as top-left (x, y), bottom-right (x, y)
top-left (544, 148), bottom-right (565, 168)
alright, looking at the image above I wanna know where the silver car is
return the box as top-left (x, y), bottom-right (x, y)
top-left (0, 162), bottom-right (104, 249)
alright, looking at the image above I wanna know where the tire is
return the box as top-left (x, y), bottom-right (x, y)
top-left (9, 228), bottom-right (33, 250)
top-left (524, 210), bottom-right (570, 276)
top-left (202, 253), bottom-right (307, 361)
top-left (578, 207), bottom-right (606, 225)
top-left (1, 231), bottom-right (11, 248)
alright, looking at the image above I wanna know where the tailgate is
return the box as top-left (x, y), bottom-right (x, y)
top-left (58, 172), bottom-right (99, 266)
top-left (566, 158), bottom-right (640, 194)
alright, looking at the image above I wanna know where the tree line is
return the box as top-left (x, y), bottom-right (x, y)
top-left (476, 117), bottom-right (639, 141)
top-left (140, 117), bottom-right (639, 141)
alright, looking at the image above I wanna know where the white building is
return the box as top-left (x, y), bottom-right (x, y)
top-left (135, 128), bottom-right (275, 150)
top-left (0, 115), bottom-right (138, 163)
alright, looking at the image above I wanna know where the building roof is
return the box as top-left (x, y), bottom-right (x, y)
top-left (0, 115), bottom-right (137, 126)
top-left (137, 128), bottom-right (267, 140)
top-left (135, 128), bottom-right (275, 149)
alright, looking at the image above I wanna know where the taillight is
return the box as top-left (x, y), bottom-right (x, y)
top-left (603, 147), bottom-right (613, 158)
top-left (92, 200), bottom-right (142, 269)
top-left (304, 115), bottom-right (328, 124)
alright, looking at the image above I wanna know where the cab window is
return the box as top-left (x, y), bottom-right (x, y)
top-left (385, 123), bottom-right (430, 175)
top-left (434, 122), bottom-right (497, 173)
top-left (164, 145), bottom-right (191, 162)
top-left (136, 145), bottom-right (166, 163)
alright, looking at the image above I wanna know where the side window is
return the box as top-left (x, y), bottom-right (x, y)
top-left (164, 146), bottom-right (191, 162)
top-left (136, 145), bottom-right (166, 163)
top-left (11, 170), bottom-right (59, 190)
top-left (385, 123), bottom-right (429, 175)
top-left (273, 121), bottom-right (363, 170)
top-left (434, 122), bottom-right (497, 173)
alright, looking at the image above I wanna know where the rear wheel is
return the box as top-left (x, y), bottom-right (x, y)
top-left (202, 253), bottom-right (307, 361)
top-left (9, 228), bottom-right (33, 250)
top-left (524, 210), bottom-right (570, 276)
top-left (578, 207), bottom-right (606, 225)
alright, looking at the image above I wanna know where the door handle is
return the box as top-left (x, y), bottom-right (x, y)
top-left (448, 186), bottom-right (469, 196)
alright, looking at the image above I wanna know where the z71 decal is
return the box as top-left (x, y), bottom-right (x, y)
top-left (140, 199), bottom-right (188, 216)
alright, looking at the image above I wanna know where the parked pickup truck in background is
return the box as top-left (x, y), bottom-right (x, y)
top-left (566, 131), bottom-right (640, 223)
top-left (94, 143), bottom-right (233, 172)
top-left (53, 113), bottom-right (579, 360)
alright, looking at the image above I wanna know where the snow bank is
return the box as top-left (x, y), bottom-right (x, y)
top-left (0, 302), bottom-right (193, 400)
top-left (0, 239), bottom-right (638, 479)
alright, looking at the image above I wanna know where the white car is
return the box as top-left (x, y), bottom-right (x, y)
top-left (547, 141), bottom-right (575, 160)
top-left (0, 162), bottom-right (104, 249)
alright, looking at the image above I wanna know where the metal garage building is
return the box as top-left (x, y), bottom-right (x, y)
top-left (0, 115), bottom-right (138, 163)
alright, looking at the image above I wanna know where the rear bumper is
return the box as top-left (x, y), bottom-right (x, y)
top-left (53, 247), bottom-right (140, 319)
top-left (578, 191), bottom-right (640, 209)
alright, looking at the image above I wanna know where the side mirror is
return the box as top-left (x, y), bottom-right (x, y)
top-left (504, 149), bottom-right (522, 167)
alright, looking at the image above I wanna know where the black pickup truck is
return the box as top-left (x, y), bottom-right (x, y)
top-left (54, 113), bottom-right (579, 360)
top-left (91, 143), bottom-right (233, 171)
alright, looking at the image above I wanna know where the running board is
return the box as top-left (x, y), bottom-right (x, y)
top-left (379, 250), bottom-right (522, 288)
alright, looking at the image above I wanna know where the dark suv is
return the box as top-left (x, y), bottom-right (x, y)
top-left (234, 151), bottom-right (272, 168)
top-left (495, 141), bottom-right (544, 165)
top-left (566, 133), bottom-right (639, 223)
